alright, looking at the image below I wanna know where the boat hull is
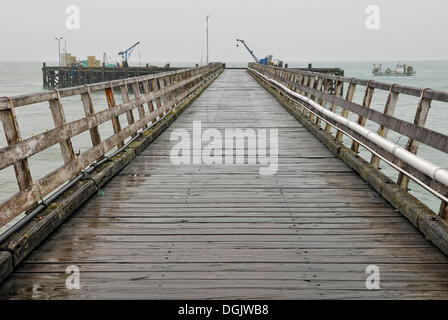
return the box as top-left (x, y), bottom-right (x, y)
top-left (373, 73), bottom-right (416, 76)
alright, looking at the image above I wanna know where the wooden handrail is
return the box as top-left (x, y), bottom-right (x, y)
top-left (262, 64), bottom-right (448, 103)
top-left (249, 63), bottom-right (448, 219)
top-left (0, 68), bottom-right (190, 110)
top-left (0, 63), bottom-right (223, 227)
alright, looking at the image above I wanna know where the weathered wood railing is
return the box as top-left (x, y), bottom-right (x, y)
top-left (249, 63), bottom-right (448, 220)
top-left (0, 63), bottom-right (223, 228)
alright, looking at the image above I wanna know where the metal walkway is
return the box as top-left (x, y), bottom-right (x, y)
top-left (1, 70), bottom-right (448, 299)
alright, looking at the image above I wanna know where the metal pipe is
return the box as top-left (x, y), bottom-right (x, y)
top-left (64, 38), bottom-right (68, 67)
top-left (271, 80), bottom-right (448, 205)
top-left (206, 15), bottom-right (210, 65)
top-left (55, 37), bottom-right (63, 67)
top-left (250, 67), bottom-right (448, 190)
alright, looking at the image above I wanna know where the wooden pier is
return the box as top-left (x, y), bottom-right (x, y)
top-left (42, 62), bottom-right (343, 89)
top-left (1, 64), bottom-right (448, 299)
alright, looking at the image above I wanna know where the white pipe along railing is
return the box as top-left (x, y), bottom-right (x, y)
top-left (249, 68), bottom-right (448, 197)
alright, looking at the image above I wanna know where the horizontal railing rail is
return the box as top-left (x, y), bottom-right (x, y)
top-left (1, 69), bottom-right (191, 110)
top-left (248, 63), bottom-right (448, 220)
top-left (0, 63), bottom-right (223, 228)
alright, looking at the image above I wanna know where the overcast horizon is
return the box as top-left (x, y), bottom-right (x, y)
top-left (1, 0), bottom-right (447, 63)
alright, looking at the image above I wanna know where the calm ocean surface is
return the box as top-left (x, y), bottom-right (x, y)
top-left (0, 60), bottom-right (447, 215)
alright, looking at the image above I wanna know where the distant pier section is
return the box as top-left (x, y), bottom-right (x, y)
top-left (43, 62), bottom-right (342, 89)
top-left (42, 62), bottom-right (181, 88)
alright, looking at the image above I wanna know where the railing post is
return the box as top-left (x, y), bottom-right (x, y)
top-left (165, 75), bottom-right (174, 109)
top-left (351, 83), bottom-right (374, 152)
top-left (0, 100), bottom-right (33, 191)
top-left (120, 83), bottom-right (136, 137)
top-left (81, 87), bottom-right (101, 147)
top-left (280, 70), bottom-right (288, 99)
top-left (105, 85), bottom-right (124, 149)
top-left (131, 82), bottom-right (146, 121)
top-left (185, 71), bottom-right (193, 93)
top-left (325, 80), bottom-right (343, 133)
top-left (141, 80), bottom-right (155, 114)
top-left (49, 94), bottom-right (76, 163)
top-left (370, 86), bottom-right (399, 169)
top-left (304, 74), bottom-right (315, 119)
top-left (183, 71), bottom-right (190, 91)
top-left (440, 201), bottom-right (448, 222)
top-left (160, 76), bottom-right (169, 114)
top-left (286, 71), bottom-right (296, 108)
top-left (306, 74), bottom-right (315, 99)
top-left (168, 74), bottom-right (179, 107)
top-left (173, 73), bottom-right (182, 100)
top-left (336, 80), bottom-right (356, 142)
top-left (177, 72), bottom-right (185, 96)
top-left (298, 75), bottom-right (308, 114)
top-left (287, 71), bottom-right (295, 90)
top-left (151, 78), bottom-right (163, 120)
top-left (397, 91), bottom-right (432, 189)
top-left (316, 78), bottom-right (331, 127)
top-left (291, 73), bottom-right (301, 109)
top-left (292, 74), bottom-right (300, 92)
top-left (310, 76), bottom-right (324, 123)
top-left (300, 75), bottom-right (308, 97)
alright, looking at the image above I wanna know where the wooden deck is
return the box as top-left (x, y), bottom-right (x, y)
top-left (1, 70), bottom-right (448, 299)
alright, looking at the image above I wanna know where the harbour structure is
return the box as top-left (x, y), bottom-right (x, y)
top-left (42, 62), bottom-right (180, 88)
top-left (42, 62), bottom-right (344, 89)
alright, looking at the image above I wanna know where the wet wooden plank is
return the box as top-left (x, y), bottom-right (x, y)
top-left (42, 233), bottom-right (434, 244)
top-left (25, 239), bottom-right (434, 249)
top-left (15, 262), bottom-right (448, 273)
top-left (1, 70), bottom-right (448, 300)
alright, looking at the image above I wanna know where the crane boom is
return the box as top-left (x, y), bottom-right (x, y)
top-left (118, 42), bottom-right (140, 67)
top-left (236, 39), bottom-right (259, 63)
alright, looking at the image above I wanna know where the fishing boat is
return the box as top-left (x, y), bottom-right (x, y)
top-left (372, 63), bottom-right (416, 76)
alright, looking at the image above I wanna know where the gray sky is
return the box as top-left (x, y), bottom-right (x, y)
top-left (0, 0), bottom-right (447, 63)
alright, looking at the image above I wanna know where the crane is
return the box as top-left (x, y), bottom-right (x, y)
top-left (118, 42), bottom-right (140, 67)
top-left (103, 52), bottom-right (119, 67)
top-left (236, 39), bottom-right (259, 63)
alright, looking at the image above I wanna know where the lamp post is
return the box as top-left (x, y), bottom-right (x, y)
top-left (55, 37), bottom-right (64, 66)
top-left (64, 38), bottom-right (68, 66)
top-left (206, 15), bottom-right (210, 65)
